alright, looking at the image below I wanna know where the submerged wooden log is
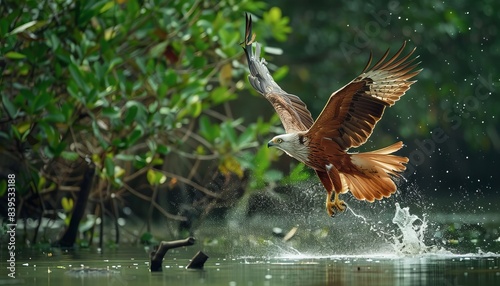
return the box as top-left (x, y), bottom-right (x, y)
top-left (186, 251), bottom-right (209, 269)
top-left (150, 237), bottom-right (195, 271)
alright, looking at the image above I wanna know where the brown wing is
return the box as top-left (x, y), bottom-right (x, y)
top-left (243, 14), bottom-right (314, 133)
top-left (307, 41), bottom-right (421, 150)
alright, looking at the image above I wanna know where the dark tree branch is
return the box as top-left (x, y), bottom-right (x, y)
top-left (150, 237), bottom-right (196, 272)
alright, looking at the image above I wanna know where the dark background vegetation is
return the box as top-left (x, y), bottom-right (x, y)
top-left (0, 0), bottom-right (498, 246)
top-left (266, 0), bottom-right (499, 197)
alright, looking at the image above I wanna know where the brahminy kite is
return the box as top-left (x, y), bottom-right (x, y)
top-left (243, 14), bottom-right (421, 216)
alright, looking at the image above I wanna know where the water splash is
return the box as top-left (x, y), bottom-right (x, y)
top-left (392, 203), bottom-right (429, 254)
top-left (391, 203), bottom-right (449, 255)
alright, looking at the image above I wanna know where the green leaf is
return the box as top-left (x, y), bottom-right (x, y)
top-left (157, 144), bottom-right (170, 155)
top-left (267, 6), bottom-right (282, 22)
top-left (92, 120), bottom-right (109, 148)
top-left (38, 122), bottom-right (57, 145)
top-left (211, 87), bottom-right (236, 105)
top-left (68, 63), bottom-right (89, 94)
top-left (272, 65), bottom-right (289, 81)
top-left (221, 121), bottom-right (238, 147)
top-left (33, 92), bottom-right (52, 111)
top-left (37, 176), bottom-right (46, 191)
top-left (192, 56), bottom-right (207, 68)
top-left (253, 145), bottom-right (271, 175)
top-left (105, 157), bottom-right (115, 178)
top-left (238, 126), bottom-right (256, 148)
top-left (44, 113), bottom-right (66, 123)
top-left (219, 28), bottom-right (239, 48)
top-left (164, 69), bottom-right (178, 86)
top-left (48, 33), bottom-right (60, 51)
top-left (189, 100), bottom-right (202, 117)
top-left (148, 101), bottom-right (158, 113)
top-left (61, 151), bottom-right (79, 161)
top-left (2, 95), bottom-right (18, 118)
top-left (127, 126), bottom-right (144, 146)
top-left (61, 102), bottom-right (74, 121)
top-left (199, 115), bottom-right (219, 143)
top-left (281, 163), bottom-right (311, 184)
top-left (124, 101), bottom-right (146, 125)
top-left (99, 1), bottom-right (115, 13)
top-left (263, 7), bottom-right (292, 42)
top-left (102, 106), bottom-right (121, 119)
top-left (115, 154), bottom-right (135, 161)
top-left (15, 122), bottom-right (30, 136)
top-left (214, 48), bottom-right (227, 59)
top-left (108, 58), bottom-right (123, 73)
top-left (147, 169), bottom-right (166, 186)
top-left (48, 141), bottom-right (67, 157)
top-left (149, 41), bottom-right (168, 58)
top-left (5, 52), bottom-right (26, 59)
top-left (123, 105), bottom-right (138, 125)
top-left (7, 20), bottom-right (41, 36)
top-left (11, 125), bottom-right (21, 140)
top-left (61, 197), bottom-right (74, 212)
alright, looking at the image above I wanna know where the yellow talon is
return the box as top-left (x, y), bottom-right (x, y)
top-left (326, 192), bottom-right (347, 217)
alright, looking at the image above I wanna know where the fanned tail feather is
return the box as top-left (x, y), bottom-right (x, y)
top-left (342, 141), bottom-right (408, 201)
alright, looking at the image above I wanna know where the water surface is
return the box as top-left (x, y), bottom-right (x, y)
top-left (1, 248), bottom-right (499, 286)
top-left (2, 198), bottom-right (499, 285)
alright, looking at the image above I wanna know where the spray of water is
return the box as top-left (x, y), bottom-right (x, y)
top-left (346, 204), bottom-right (395, 241)
top-left (391, 203), bottom-right (430, 254)
top-left (346, 201), bottom-right (451, 256)
top-left (391, 203), bottom-right (451, 255)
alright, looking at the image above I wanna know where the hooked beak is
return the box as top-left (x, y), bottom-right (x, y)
top-left (267, 140), bottom-right (275, 148)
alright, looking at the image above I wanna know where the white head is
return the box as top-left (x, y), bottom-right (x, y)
top-left (267, 133), bottom-right (309, 163)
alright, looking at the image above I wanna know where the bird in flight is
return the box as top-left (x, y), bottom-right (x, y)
top-left (242, 14), bottom-right (421, 217)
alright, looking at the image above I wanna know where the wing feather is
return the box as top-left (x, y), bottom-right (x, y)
top-left (243, 14), bottom-right (314, 132)
top-left (307, 41), bottom-right (421, 150)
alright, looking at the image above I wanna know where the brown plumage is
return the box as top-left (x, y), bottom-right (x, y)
top-left (243, 14), bottom-right (421, 216)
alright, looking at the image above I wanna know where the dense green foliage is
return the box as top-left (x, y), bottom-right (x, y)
top-left (0, 0), bottom-right (301, 232)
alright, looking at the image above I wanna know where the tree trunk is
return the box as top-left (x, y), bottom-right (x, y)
top-left (56, 164), bottom-right (95, 248)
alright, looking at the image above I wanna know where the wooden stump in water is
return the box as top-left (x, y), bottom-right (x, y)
top-left (150, 237), bottom-right (196, 272)
top-left (186, 251), bottom-right (209, 270)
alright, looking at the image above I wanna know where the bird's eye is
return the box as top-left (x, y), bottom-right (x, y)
top-left (276, 138), bottom-right (283, 143)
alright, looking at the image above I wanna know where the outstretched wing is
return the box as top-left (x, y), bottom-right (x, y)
top-left (243, 14), bottom-right (314, 133)
top-left (307, 41), bottom-right (421, 150)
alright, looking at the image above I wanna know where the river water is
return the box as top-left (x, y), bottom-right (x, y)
top-left (1, 249), bottom-right (499, 286)
top-left (1, 195), bottom-right (499, 285)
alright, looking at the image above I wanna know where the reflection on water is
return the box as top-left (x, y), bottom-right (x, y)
top-left (1, 199), bottom-right (499, 285)
top-left (1, 250), bottom-right (499, 286)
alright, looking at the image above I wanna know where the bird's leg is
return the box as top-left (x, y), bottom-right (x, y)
top-left (321, 164), bottom-right (347, 217)
top-left (326, 191), bottom-right (347, 217)
top-left (325, 191), bottom-right (334, 217)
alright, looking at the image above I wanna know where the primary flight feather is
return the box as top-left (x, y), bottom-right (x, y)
top-left (243, 14), bottom-right (421, 216)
